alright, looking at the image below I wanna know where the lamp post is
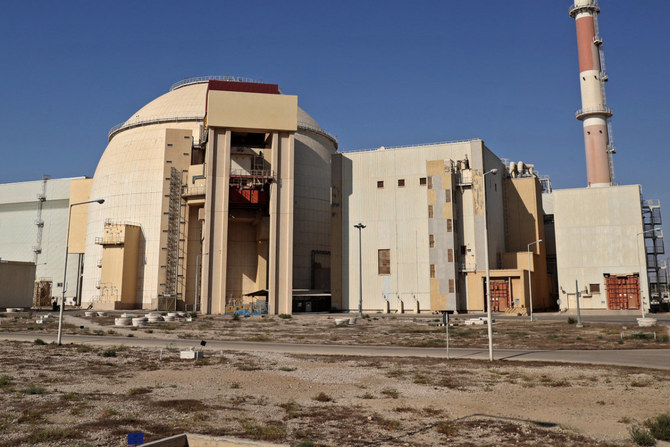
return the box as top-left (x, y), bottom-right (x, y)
top-left (354, 223), bottom-right (366, 318)
top-left (483, 168), bottom-right (497, 362)
top-left (527, 239), bottom-right (542, 321)
top-left (636, 227), bottom-right (662, 319)
top-left (57, 199), bottom-right (105, 345)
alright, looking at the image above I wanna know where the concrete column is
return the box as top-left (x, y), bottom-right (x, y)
top-left (201, 129), bottom-right (231, 314)
top-left (268, 132), bottom-right (295, 315)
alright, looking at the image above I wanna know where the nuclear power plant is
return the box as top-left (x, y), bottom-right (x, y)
top-left (0, 0), bottom-right (665, 315)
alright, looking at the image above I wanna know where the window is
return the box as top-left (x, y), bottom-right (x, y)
top-left (445, 189), bottom-right (451, 203)
top-left (448, 249), bottom-right (453, 263)
top-left (448, 279), bottom-right (455, 293)
top-left (447, 219), bottom-right (453, 232)
top-left (419, 177), bottom-right (427, 185)
top-left (378, 249), bottom-right (391, 275)
top-left (430, 264), bottom-right (436, 278)
top-left (590, 284), bottom-right (600, 294)
top-left (429, 234), bottom-right (435, 248)
top-left (377, 181), bottom-right (384, 188)
top-left (427, 177), bottom-right (433, 189)
top-left (428, 205), bottom-right (433, 218)
top-left (398, 179), bottom-right (405, 187)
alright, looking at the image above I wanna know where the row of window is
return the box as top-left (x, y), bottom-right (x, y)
top-left (377, 177), bottom-right (428, 188)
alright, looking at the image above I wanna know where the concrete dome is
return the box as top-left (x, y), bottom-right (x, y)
top-left (82, 77), bottom-right (337, 308)
top-left (109, 78), bottom-right (337, 147)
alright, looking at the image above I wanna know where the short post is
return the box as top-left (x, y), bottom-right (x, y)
top-left (575, 279), bottom-right (582, 327)
top-left (443, 311), bottom-right (450, 360)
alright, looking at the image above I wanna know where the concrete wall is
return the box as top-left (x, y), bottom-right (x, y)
top-left (67, 178), bottom-right (93, 254)
top-left (554, 184), bottom-right (648, 311)
top-left (0, 177), bottom-right (84, 303)
top-left (0, 261), bottom-right (35, 308)
top-left (336, 139), bottom-right (507, 313)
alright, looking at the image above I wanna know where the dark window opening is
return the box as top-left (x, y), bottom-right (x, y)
top-left (398, 179), bottom-right (405, 187)
top-left (378, 249), bottom-right (391, 275)
top-left (419, 177), bottom-right (427, 185)
top-left (377, 181), bottom-right (384, 188)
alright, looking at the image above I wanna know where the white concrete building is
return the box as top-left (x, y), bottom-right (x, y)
top-left (553, 185), bottom-right (651, 311)
top-left (0, 177), bottom-right (85, 304)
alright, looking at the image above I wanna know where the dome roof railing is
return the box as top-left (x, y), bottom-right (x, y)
top-left (108, 115), bottom-right (204, 141)
top-left (170, 75), bottom-right (265, 91)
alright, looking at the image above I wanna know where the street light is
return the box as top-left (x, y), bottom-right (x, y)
top-left (354, 223), bottom-right (366, 318)
top-left (57, 199), bottom-right (105, 345)
top-left (527, 239), bottom-right (542, 321)
top-left (482, 168), bottom-right (497, 361)
top-left (636, 227), bottom-right (662, 319)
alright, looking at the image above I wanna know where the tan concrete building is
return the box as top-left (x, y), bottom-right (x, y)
top-left (332, 140), bottom-right (553, 314)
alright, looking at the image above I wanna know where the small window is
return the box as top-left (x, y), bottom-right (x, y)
top-left (448, 279), bottom-right (455, 293)
top-left (419, 177), bottom-right (427, 185)
top-left (378, 249), bottom-right (391, 275)
top-left (398, 179), bottom-right (405, 187)
top-left (447, 248), bottom-right (453, 263)
top-left (430, 264), bottom-right (436, 278)
top-left (377, 181), bottom-right (384, 188)
top-left (447, 219), bottom-right (453, 232)
top-left (428, 205), bottom-right (433, 218)
top-left (445, 189), bottom-right (451, 203)
top-left (590, 283), bottom-right (600, 294)
top-left (429, 234), bottom-right (435, 248)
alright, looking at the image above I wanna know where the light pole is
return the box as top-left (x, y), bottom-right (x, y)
top-left (527, 239), bottom-right (542, 321)
top-left (354, 223), bottom-right (366, 318)
top-left (636, 227), bottom-right (662, 319)
top-left (57, 199), bottom-right (105, 345)
top-left (483, 168), bottom-right (497, 362)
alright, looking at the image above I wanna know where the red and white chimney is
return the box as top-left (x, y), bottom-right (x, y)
top-left (570, 0), bottom-right (614, 187)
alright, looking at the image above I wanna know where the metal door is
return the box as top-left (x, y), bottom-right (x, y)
top-left (486, 279), bottom-right (510, 312)
top-left (605, 275), bottom-right (640, 310)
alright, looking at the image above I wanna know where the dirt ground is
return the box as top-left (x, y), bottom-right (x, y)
top-left (2, 310), bottom-right (669, 351)
top-left (1, 311), bottom-right (669, 446)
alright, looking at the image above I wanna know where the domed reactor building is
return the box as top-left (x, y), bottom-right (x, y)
top-left (80, 77), bottom-right (337, 314)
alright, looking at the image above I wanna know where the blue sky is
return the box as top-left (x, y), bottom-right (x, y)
top-left (1, 1), bottom-right (668, 234)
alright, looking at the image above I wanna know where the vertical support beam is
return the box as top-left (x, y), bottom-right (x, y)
top-left (201, 129), bottom-right (231, 314)
top-left (268, 133), bottom-right (280, 315)
top-left (267, 132), bottom-right (295, 314)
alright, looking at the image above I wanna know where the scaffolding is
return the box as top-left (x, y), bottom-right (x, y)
top-left (163, 167), bottom-right (182, 302)
top-left (642, 200), bottom-right (665, 301)
top-left (33, 175), bottom-right (50, 263)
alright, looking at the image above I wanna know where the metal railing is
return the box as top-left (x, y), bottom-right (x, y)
top-left (182, 185), bottom-right (206, 197)
top-left (95, 236), bottom-right (124, 245)
top-left (170, 75), bottom-right (265, 91)
top-left (344, 137), bottom-right (482, 154)
top-left (298, 123), bottom-right (339, 146)
top-left (575, 106), bottom-right (613, 119)
top-left (569, 0), bottom-right (599, 17)
top-left (108, 115), bottom-right (203, 141)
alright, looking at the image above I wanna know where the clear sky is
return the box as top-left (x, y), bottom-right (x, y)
top-left (1, 1), bottom-right (668, 243)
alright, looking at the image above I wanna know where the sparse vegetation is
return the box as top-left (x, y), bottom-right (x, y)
top-left (381, 387), bottom-right (400, 399)
top-left (278, 313), bottom-right (292, 319)
top-left (312, 392), bottom-right (332, 402)
top-left (0, 375), bottom-right (13, 388)
top-left (23, 384), bottom-right (47, 395)
top-left (436, 420), bottom-right (461, 436)
top-left (568, 317), bottom-right (577, 325)
top-left (128, 386), bottom-right (152, 396)
top-left (645, 413), bottom-right (670, 441)
top-left (33, 338), bottom-right (47, 345)
top-left (101, 348), bottom-right (116, 357)
top-left (241, 420), bottom-right (286, 441)
top-left (630, 425), bottom-right (657, 446)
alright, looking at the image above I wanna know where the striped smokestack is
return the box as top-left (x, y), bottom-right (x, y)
top-left (570, 0), bottom-right (614, 187)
